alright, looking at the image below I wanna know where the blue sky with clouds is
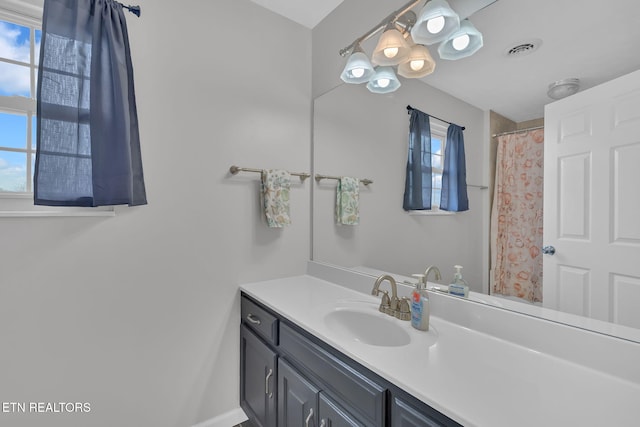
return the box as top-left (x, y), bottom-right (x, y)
top-left (0, 19), bottom-right (40, 191)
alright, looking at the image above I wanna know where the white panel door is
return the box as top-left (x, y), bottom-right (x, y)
top-left (543, 70), bottom-right (640, 328)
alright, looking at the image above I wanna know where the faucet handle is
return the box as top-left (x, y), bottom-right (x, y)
top-left (395, 297), bottom-right (411, 321)
top-left (378, 291), bottom-right (390, 314)
top-left (383, 294), bottom-right (397, 316)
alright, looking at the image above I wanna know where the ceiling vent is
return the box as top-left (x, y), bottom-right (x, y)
top-left (505, 39), bottom-right (542, 57)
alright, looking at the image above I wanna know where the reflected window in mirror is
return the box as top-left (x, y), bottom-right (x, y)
top-left (406, 120), bottom-right (451, 214)
top-left (430, 121), bottom-right (447, 210)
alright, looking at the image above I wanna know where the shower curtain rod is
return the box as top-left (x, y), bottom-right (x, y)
top-left (492, 125), bottom-right (544, 138)
top-left (406, 105), bottom-right (466, 130)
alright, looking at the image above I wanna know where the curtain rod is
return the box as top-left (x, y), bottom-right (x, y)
top-left (492, 125), bottom-right (544, 138)
top-left (406, 105), bottom-right (466, 130)
top-left (118, 3), bottom-right (141, 17)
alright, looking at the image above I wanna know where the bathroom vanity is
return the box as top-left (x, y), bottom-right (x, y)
top-left (240, 294), bottom-right (458, 427)
top-left (239, 263), bottom-right (640, 427)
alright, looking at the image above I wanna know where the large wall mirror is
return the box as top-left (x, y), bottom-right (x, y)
top-left (311, 0), bottom-right (640, 342)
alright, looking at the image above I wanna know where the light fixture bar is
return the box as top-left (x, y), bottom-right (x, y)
top-left (339, 0), bottom-right (423, 57)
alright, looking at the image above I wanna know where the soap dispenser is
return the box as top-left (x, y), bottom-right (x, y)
top-left (410, 274), bottom-right (429, 331)
top-left (448, 265), bottom-right (469, 297)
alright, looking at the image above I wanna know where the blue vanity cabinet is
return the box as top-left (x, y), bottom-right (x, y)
top-left (240, 293), bottom-right (461, 427)
top-left (278, 322), bottom-right (386, 427)
top-left (278, 357), bottom-right (365, 427)
top-left (319, 392), bottom-right (366, 427)
top-left (240, 296), bottom-right (280, 427)
top-left (240, 325), bottom-right (277, 427)
top-left (277, 358), bottom-right (319, 427)
top-left (391, 393), bottom-right (463, 427)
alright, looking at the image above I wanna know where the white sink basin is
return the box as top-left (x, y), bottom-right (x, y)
top-left (324, 306), bottom-right (411, 347)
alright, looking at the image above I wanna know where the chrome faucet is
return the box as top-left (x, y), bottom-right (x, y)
top-left (372, 275), bottom-right (400, 317)
top-left (424, 265), bottom-right (442, 282)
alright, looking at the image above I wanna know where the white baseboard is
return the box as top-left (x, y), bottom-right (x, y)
top-left (191, 407), bottom-right (248, 427)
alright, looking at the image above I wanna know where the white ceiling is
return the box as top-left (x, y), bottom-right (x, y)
top-left (253, 0), bottom-right (640, 122)
top-left (249, 0), bottom-right (345, 29)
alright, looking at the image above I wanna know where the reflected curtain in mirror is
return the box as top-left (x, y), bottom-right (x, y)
top-left (34, 0), bottom-right (147, 207)
top-left (440, 124), bottom-right (468, 211)
top-left (403, 109), bottom-right (432, 210)
top-left (490, 129), bottom-right (544, 302)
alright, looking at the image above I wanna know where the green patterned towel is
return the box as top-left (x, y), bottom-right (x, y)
top-left (336, 177), bottom-right (359, 225)
top-left (261, 169), bottom-right (291, 228)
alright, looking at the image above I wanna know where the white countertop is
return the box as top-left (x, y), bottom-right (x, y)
top-left (241, 272), bottom-right (640, 427)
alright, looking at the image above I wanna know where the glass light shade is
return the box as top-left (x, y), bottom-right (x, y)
top-left (547, 78), bottom-right (580, 99)
top-left (437, 20), bottom-right (483, 60)
top-left (398, 44), bottom-right (436, 78)
top-left (410, 0), bottom-right (460, 45)
top-left (340, 51), bottom-right (375, 84)
top-left (371, 28), bottom-right (411, 66)
top-left (367, 66), bottom-right (401, 94)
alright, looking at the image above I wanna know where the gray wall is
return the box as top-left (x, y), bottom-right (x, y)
top-left (0, 1), bottom-right (311, 426)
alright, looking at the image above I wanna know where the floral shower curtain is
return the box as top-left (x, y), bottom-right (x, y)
top-left (490, 129), bottom-right (544, 302)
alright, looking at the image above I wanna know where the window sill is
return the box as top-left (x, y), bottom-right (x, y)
top-left (0, 209), bottom-right (115, 217)
top-left (406, 209), bottom-right (455, 216)
top-left (0, 193), bottom-right (116, 217)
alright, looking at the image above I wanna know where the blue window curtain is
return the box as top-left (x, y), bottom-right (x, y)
top-left (440, 124), bottom-right (469, 212)
top-left (34, 0), bottom-right (147, 207)
top-left (403, 109), bottom-right (432, 210)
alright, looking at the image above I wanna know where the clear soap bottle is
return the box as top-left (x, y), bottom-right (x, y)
top-left (448, 265), bottom-right (469, 297)
top-left (410, 274), bottom-right (429, 331)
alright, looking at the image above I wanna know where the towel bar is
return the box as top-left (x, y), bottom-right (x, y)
top-left (315, 174), bottom-right (373, 186)
top-left (229, 165), bottom-right (310, 182)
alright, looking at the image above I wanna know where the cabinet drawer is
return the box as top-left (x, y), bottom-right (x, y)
top-left (279, 323), bottom-right (385, 427)
top-left (392, 393), bottom-right (462, 427)
top-left (241, 295), bottom-right (278, 346)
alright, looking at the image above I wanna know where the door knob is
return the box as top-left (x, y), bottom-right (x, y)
top-left (542, 245), bottom-right (556, 255)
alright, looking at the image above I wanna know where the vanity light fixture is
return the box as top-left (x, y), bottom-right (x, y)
top-left (340, 44), bottom-right (375, 84)
top-left (371, 24), bottom-right (411, 66)
top-left (338, 0), bottom-right (489, 94)
top-left (367, 66), bottom-right (402, 94)
top-left (437, 19), bottom-right (483, 60)
top-left (411, 0), bottom-right (460, 45)
top-left (397, 38), bottom-right (436, 78)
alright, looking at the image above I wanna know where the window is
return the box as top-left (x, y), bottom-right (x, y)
top-left (429, 121), bottom-right (447, 210)
top-left (0, 11), bottom-right (40, 194)
top-left (0, 7), bottom-right (113, 216)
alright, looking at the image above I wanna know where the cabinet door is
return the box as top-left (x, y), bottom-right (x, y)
top-left (392, 396), bottom-right (462, 427)
top-left (240, 325), bottom-right (277, 427)
top-left (319, 392), bottom-right (365, 427)
top-left (278, 359), bottom-right (319, 427)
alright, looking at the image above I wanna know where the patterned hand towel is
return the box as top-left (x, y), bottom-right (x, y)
top-left (261, 169), bottom-right (292, 228)
top-left (336, 177), bottom-right (359, 225)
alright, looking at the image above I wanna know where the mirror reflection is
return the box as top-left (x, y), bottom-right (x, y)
top-left (312, 0), bottom-right (640, 342)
